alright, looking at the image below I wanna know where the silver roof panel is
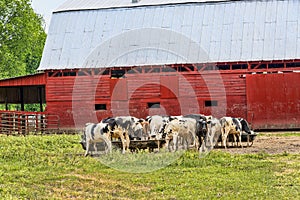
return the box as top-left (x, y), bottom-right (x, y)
top-left (39, 0), bottom-right (300, 70)
top-left (55, 0), bottom-right (230, 12)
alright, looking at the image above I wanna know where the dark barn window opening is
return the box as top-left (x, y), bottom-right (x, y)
top-left (53, 72), bottom-right (63, 77)
top-left (217, 65), bottom-right (230, 70)
top-left (63, 71), bottom-right (77, 76)
top-left (95, 104), bottom-right (107, 111)
top-left (147, 102), bottom-right (160, 109)
top-left (111, 69), bottom-right (126, 78)
top-left (286, 62), bottom-right (300, 68)
top-left (205, 100), bottom-right (218, 107)
top-left (232, 64), bottom-right (248, 70)
top-left (269, 63), bottom-right (284, 69)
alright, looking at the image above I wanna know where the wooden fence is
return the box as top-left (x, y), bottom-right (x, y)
top-left (0, 111), bottom-right (60, 135)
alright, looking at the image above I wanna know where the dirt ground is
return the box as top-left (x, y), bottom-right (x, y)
top-left (218, 132), bottom-right (300, 154)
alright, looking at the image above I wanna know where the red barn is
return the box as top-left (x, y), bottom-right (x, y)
top-left (1, 0), bottom-right (300, 133)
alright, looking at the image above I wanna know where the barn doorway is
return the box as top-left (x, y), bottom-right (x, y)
top-left (246, 72), bottom-right (300, 129)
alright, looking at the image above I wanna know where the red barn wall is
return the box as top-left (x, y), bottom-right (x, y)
top-left (45, 70), bottom-right (299, 130)
top-left (46, 71), bottom-right (248, 128)
top-left (247, 73), bottom-right (300, 129)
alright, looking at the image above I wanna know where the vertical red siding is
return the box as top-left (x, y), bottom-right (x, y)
top-left (44, 70), bottom-right (299, 130)
top-left (246, 73), bottom-right (300, 129)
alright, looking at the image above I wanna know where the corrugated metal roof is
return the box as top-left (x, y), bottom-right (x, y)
top-left (39, 0), bottom-right (300, 70)
top-left (55, 0), bottom-right (230, 12)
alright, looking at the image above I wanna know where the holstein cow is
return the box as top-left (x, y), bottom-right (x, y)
top-left (81, 122), bottom-right (112, 157)
top-left (200, 116), bottom-right (222, 152)
top-left (146, 115), bottom-right (172, 140)
top-left (138, 119), bottom-right (150, 140)
top-left (183, 114), bottom-right (208, 147)
top-left (101, 116), bottom-right (147, 153)
top-left (114, 116), bottom-right (147, 140)
top-left (219, 117), bottom-right (243, 149)
top-left (100, 117), bottom-right (129, 153)
top-left (164, 118), bottom-right (198, 152)
top-left (102, 116), bottom-right (148, 140)
top-left (238, 118), bottom-right (254, 147)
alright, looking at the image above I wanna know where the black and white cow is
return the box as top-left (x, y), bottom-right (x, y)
top-left (238, 118), bottom-right (254, 146)
top-left (81, 122), bottom-right (112, 156)
top-left (102, 116), bottom-right (146, 139)
top-left (183, 114), bottom-right (208, 148)
top-left (115, 116), bottom-right (147, 140)
top-left (220, 117), bottom-right (243, 148)
top-left (146, 115), bottom-right (175, 140)
top-left (238, 118), bottom-right (252, 134)
top-left (199, 116), bottom-right (222, 153)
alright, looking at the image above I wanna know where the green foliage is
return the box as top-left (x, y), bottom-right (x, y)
top-left (0, 0), bottom-right (46, 78)
top-left (0, 135), bottom-right (299, 199)
top-left (0, 103), bottom-right (45, 111)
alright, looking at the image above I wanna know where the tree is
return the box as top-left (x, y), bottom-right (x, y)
top-left (0, 0), bottom-right (46, 78)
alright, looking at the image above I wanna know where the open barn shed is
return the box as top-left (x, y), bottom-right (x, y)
top-left (0, 0), bottom-right (300, 133)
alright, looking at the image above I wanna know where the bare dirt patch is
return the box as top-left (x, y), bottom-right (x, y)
top-left (218, 133), bottom-right (300, 154)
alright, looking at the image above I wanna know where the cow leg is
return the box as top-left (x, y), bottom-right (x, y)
top-left (184, 137), bottom-right (188, 150)
top-left (103, 141), bottom-right (109, 154)
top-left (222, 133), bottom-right (228, 149)
top-left (194, 135), bottom-right (200, 150)
top-left (221, 127), bottom-right (226, 149)
top-left (247, 134), bottom-right (250, 147)
top-left (232, 134), bottom-right (236, 147)
top-left (208, 133), bottom-right (213, 148)
top-left (173, 133), bottom-right (178, 152)
top-left (93, 142), bottom-right (98, 155)
top-left (208, 131), bottom-right (215, 148)
top-left (119, 133), bottom-right (126, 154)
top-left (125, 130), bottom-right (130, 152)
top-left (239, 133), bottom-right (243, 148)
top-left (104, 137), bottom-right (112, 154)
top-left (188, 136), bottom-right (192, 150)
top-left (165, 138), bottom-right (170, 151)
top-left (84, 141), bottom-right (90, 157)
top-left (198, 135), bottom-right (203, 148)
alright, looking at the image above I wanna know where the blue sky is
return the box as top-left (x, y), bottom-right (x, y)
top-left (31, 0), bottom-right (66, 32)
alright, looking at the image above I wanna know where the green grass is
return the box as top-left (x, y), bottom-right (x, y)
top-left (258, 132), bottom-right (300, 137)
top-left (0, 135), bottom-right (299, 199)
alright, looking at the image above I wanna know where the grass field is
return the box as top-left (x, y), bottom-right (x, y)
top-left (0, 134), bottom-right (299, 199)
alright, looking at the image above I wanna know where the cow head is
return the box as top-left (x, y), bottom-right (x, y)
top-left (238, 118), bottom-right (252, 134)
top-left (80, 132), bottom-right (87, 150)
top-left (200, 119), bottom-right (207, 134)
top-left (132, 122), bottom-right (144, 140)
